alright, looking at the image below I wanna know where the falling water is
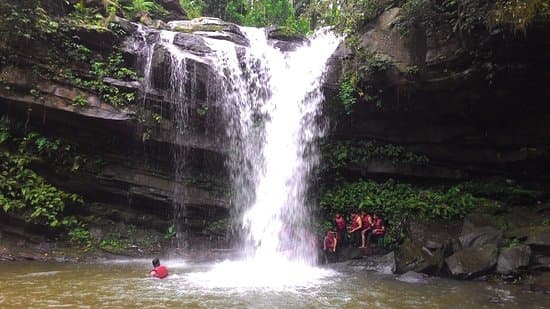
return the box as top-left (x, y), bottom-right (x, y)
top-left (134, 23), bottom-right (341, 286)
top-left (190, 28), bottom-right (341, 287)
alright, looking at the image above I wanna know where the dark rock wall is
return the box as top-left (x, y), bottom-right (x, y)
top-left (323, 9), bottom-right (550, 183)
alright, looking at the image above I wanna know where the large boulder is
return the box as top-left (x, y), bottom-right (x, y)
top-left (396, 237), bottom-right (447, 275)
top-left (167, 18), bottom-right (249, 46)
top-left (445, 244), bottom-right (498, 279)
top-left (353, 251), bottom-right (396, 274)
top-left (496, 245), bottom-right (531, 275)
top-left (396, 219), bottom-right (461, 275)
top-left (173, 33), bottom-right (212, 54)
top-left (358, 8), bottom-right (415, 72)
top-left (459, 226), bottom-right (502, 249)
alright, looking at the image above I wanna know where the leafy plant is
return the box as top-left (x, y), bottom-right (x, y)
top-left (73, 94), bottom-right (88, 107)
top-left (339, 73), bottom-right (357, 114)
top-left (322, 140), bottom-right (429, 171)
top-left (124, 0), bottom-right (165, 19)
top-left (165, 223), bottom-right (176, 240)
top-left (180, 0), bottom-right (205, 19)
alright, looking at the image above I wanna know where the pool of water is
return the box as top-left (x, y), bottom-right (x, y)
top-left (1, 259), bottom-right (549, 308)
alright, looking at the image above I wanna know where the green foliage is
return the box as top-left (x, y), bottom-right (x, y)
top-left (322, 140), bottom-right (429, 171)
top-left (180, 0), bottom-right (205, 18)
top-left (458, 179), bottom-right (541, 203)
top-left (225, 0), bottom-right (310, 34)
top-left (320, 179), bottom-right (481, 246)
top-left (205, 218), bottom-right (230, 234)
top-left (57, 52), bottom-right (137, 107)
top-left (19, 132), bottom-right (85, 173)
top-left (396, 0), bottom-right (550, 36)
top-left (67, 224), bottom-right (92, 244)
top-left (0, 4), bottom-right (60, 44)
top-left (124, 0), bottom-right (163, 18)
top-left (0, 120), bottom-right (88, 238)
top-left (339, 73), bottom-right (357, 114)
top-left (0, 150), bottom-right (84, 229)
top-left (73, 94), bottom-right (88, 107)
top-left (99, 238), bottom-right (128, 251)
top-left (332, 0), bottom-right (386, 35)
top-left (487, 0), bottom-right (550, 32)
top-left (197, 104), bottom-right (209, 116)
top-left (164, 223), bottom-right (176, 240)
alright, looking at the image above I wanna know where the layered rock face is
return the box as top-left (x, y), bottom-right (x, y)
top-left (324, 8), bottom-right (550, 182)
top-left (0, 8), bottom-right (301, 250)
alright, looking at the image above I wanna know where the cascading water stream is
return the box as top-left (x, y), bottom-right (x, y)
top-left (134, 23), bottom-right (341, 287)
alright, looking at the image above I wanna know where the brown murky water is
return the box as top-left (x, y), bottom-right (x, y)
top-left (1, 259), bottom-right (549, 308)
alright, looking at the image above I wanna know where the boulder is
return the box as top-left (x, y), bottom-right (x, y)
top-left (356, 251), bottom-right (396, 274)
top-left (358, 7), bottom-right (414, 72)
top-left (496, 245), bottom-right (531, 275)
top-left (395, 237), bottom-right (447, 275)
top-left (173, 33), bottom-right (212, 55)
top-left (459, 226), bottom-right (502, 249)
top-left (461, 213), bottom-right (498, 235)
top-left (167, 18), bottom-right (249, 46)
top-left (445, 244), bottom-right (498, 279)
top-left (266, 26), bottom-right (309, 52)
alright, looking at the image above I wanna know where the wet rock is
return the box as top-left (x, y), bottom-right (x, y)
top-left (167, 18), bottom-right (248, 46)
top-left (460, 226), bottom-right (502, 249)
top-left (358, 7), bottom-right (413, 72)
top-left (396, 271), bottom-right (429, 284)
top-left (173, 33), bottom-right (212, 55)
top-left (266, 26), bottom-right (308, 52)
top-left (496, 245), bottom-right (531, 274)
top-left (445, 244), bottom-right (498, 279)
top-left (69, 25), bottom-right (117, 52)
top-left (356, 251), bottom-right (396, 274)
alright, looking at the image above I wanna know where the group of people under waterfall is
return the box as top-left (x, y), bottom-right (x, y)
top-left (323, 211), bottom-right (386, 259)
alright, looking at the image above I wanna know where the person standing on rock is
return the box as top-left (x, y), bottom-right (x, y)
top-left (348, 211), bottom-right (363, 247)
top-left (150, 258), bottom-right (169, 279)
top-left (359, 211), bottom-right (374, 248)
top-left (323, 230), bottom-right (337, 263)
top-left (368, 213), bottom-right (386, 247)
top-left (334, 213), bottom-right (347, 248)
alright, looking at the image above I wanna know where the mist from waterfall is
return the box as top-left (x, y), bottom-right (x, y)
top-left (135, 24), bottom-right (341, 286)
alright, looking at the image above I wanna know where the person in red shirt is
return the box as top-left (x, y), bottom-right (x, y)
top-left (348, 211), bottom-right (363, 247)
top-left (359, 211), bottom-right (373, 248)
top-left (367, 213), bottom-right (386, 247)
top-left (149, 258), bottom-right (168, 279)
top-left (333, 213), bottom-right (347, 247)
top-left (323, 230), bottom-right (337, 263)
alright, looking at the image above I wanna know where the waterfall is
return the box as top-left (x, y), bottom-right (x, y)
top-left (134, 22), bottom-right (340, 284)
